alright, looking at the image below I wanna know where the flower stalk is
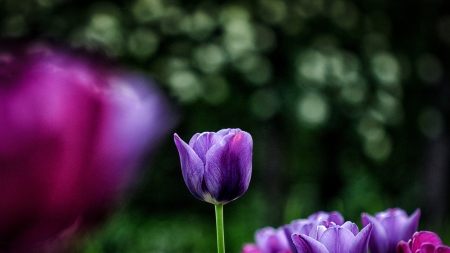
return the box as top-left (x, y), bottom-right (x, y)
top-left (215, 204), bottom-right (225, 253)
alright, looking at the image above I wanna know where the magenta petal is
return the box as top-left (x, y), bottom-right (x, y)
top-left (411, 231), bottom-right (443, 250)
top-left (204, 131), bottom-right (252, 203)
top-left (292, 234), bottom-right (329, 253)
top-left (350, 223), bottom-right (372, 253)
top-left (437, 246), bottom-right (450, 253)
top-left (397, 241), bottom-right (412, 253)
top-left (361, 213), bottom-right (388, 253)
top-left (420, 243), bottom-right (437, 253)
top-left (174, 134), bottom-right (205, 201)
top-left (319, 227), bottom-right (354, 253)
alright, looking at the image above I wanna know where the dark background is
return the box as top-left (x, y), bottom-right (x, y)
top-left (1, 0), bottom-right (450, 252)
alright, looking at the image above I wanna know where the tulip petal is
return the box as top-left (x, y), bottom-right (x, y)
top-left (255, 227), bottom-right (290, 253)
top-left (191, 132), bottom-right (223, 164)
top-left (411, 231), bottom-right (443, 250)
top-left (217, 128), bottom-right (238, 136)
top-left (437, 246), bottom-right (450, 253)
top-left (204, 131), bottom-right (252, 203)
top-left (350, 223), bottom-right (372, 253)
top-left (320, 227), bottom-right (354, 253)
top-left (397, 241), bottom-right (412, 253)
top-left (420, 243), bottom-right (437, 253)
top-left (361, 213), bottom-right (388, 253)
top-left (188, 133), bottom-right (201, 147)
top-left (380, 210), bottom-right (410, 252)
top-left (174, 134), bottom-right (205, 201)
top-left (283, 225), bottom-right (297, 253)
top-left (292, 234), bottom-right (329, 253)
top-left (309, 225), bottom-right (328, 241)
top-left (341, 221), bottom-right (359, 236)
top-left (401, 209), bottom-right (421, 242)
top-left (328, 212), bottom-right (345, 225)
top-left (290, 219), bottom-right (315, 235)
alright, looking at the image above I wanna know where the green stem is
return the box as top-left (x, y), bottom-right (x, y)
top-left (215, 204), bottom-right (225, 253)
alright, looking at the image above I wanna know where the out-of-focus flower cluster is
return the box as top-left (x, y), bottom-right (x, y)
top-left (242, 208), bottom-right (450, 253)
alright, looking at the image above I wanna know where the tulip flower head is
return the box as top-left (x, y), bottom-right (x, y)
top-left (361, 208), bottom-right (420, 253)
top-left (174, 129), bottom-right (253, 204)
top-left (253, 227), bottom-right (292, 253)
top-left (0, 40), bottom-right (175, 251)
top-left (242, 211), bottom-right (345, 253)
top-left (397, 231), bottom-right (450, 253)
top-left (283, 211), bottom-right (345, 252)
top-left (291, 222), bottom-right (373, 253)
top-left (175, 129), bottom-right (252, 253)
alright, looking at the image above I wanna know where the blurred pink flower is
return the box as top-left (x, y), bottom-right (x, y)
top-left (0, 40), bottom-right (176, 252)
top-left (397, 231), bottom-right (450, 253)
top-left (242, 243), bottom-right (263, 253)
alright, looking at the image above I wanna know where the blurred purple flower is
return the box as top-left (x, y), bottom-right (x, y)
top-left (291, 222), bottom-right (373, 253)
top-left (242, 211), bottom-right (344, 253)
top-left (242, 243), bottom-right (264, 253)
top-left (174, 129), bottom-right (252, 204)
top-left (251, 227), bottom-right (292, 253)
top-left (361, 208), bottom-right (420, 253)
top-left (0, 40), bottom-right (176, 251)
top-left (397, 231), bottom-right (450, 253)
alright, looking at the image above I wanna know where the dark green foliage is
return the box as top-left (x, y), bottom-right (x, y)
top-left (2, 0), bottom-right (450, 251)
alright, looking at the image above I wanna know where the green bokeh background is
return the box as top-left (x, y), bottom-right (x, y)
top-left (2, 0), bottom-right (450, 252)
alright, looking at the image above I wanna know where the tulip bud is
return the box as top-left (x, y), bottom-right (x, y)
top-left (173, 128), bottom-right (253, 204)
top-left (361, 208), bottom-right (420, 253)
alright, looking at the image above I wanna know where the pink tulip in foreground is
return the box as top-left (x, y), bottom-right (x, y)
top-left (0, 40), bottom-right (175, 252)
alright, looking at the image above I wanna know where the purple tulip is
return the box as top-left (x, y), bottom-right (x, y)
top-left (252, 227), bottom-right (292, 253)
top-left (174, 129), bottom-right (252, 204)
top-left (0, 40), bottom-right (175, 251)
top-left (397, 231), bottom-right (450, 253)
top-left (286, 211), bottom-right (345, 235)
top-left (283, 211), bottom-right (344, 252)
top-left (291, 222), bottom-right (373, 253)
top-left (361, 208), bottom-right (420, 253)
